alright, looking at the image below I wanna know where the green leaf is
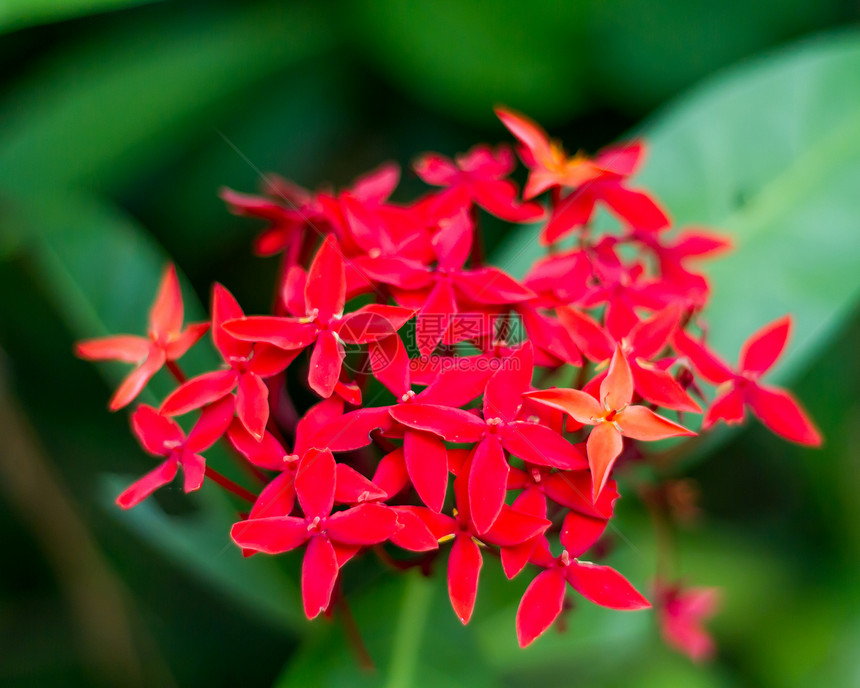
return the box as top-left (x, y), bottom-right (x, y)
top-left (274, 570), bottom-right (501, 688)
top-left (0, 0), bottom-right (161, 34)
top-left (101, 475), bottom-right (302, 631)
top-left (497, 31), bottom-right (860, 387)
top-left (0, 2), bottom-right (333, 193)
top-left (348, 0), bottom-right (589, 125)
top-left (4, 190), bottom-right (301, 626)
top-left (585, 0), bottom-right (844, 111)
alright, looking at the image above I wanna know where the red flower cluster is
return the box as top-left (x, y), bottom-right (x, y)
top-left (78, 107), bottom-right (821, 655)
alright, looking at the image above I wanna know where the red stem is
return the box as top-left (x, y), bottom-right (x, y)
top-left (204, 466), bottom-right (257, 504)
top-left (165, 360), bottom-right (187, 385)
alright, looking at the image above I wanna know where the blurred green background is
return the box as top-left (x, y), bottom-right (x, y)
top-left (1, 1), bottom-right (859, 686)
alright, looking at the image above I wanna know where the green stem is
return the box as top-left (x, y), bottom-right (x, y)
top-left (384, 571), bottom-right (433, 688)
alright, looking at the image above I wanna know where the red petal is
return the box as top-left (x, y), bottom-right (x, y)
top-left (116, 458), bottom-right (178, 509)
top-left (131, 404), bottom-right (183, 456)
top-left (416, 281), bottom-right (457, 355)
top-left (454, 268), bottom-right (535, 304)
top-left (739, 315), bottom-right (791, 376)
top-left (248, 344), bottom-right (301, 377)
top-left (672, 330), bottom-right (733, 384)
top-left (302, 536), bottom-right (339, 619)
top-left (373, 448), bottom-right (410, 499)
top-left (598, 183), bottom-right (669, 232)
top-left (211, 284), bottom-right (251, 361)
top-left (351, 161), bottom-right (400, 203)
top-left (557, 307), bottom-right (614, 363)
top-left (483, 506), bottom-right (551, 547)
top-left (368, 335), bottom-right (410, 398)
top-left (248, 471), bottom-right (296, 519)
top-left (628, 305), bottom-right (680, 360)
top-left (419, 364), bottom-right (492, 408)
top-left (703, 387), bottom-right (745, 429)
top-left (316, 406), bottom-right (391, 452)
top-left (230, 515), bottom-right (308, 554)
top-left (600, 346), bottom-right (634, 410)
top-left (164, 322), bottom-right (210, 360)
top-left (389, 404), bottom-right (486, 443)
top-left (631, 364), bottom-right (702, 413)
top-left (305, 235), bottom-right (345, 322)
top-left (307, 330), bottom-right (345, 398)
top-left (414, 152), bottom-right (458, 185)
top-left (334, 464), bottom-right (387, 504)
top-left (186, 395), bottom-right (235, 453)
top-left (586, 423), bottom-right (623, 501)
top-left (228, 421), bottom-right (292, 471)
top-left (432, 208), bottom-right (473, 271)
top-left (236, 372), bottom-right (269, 440)
top-left (566, 561), bottom-right (650, 610)
top-left (560, 511), bottom-right (607, 558)
top-left (543, 190), bottom-right (595, 244)
top-left (148, 264), bottom-right (184, 338)
top-left (501, 422), bottom-right (588, 470)
top-left (616, 405), bottom-right (695, 441)
top-left (523, 388), bottom-right (602, 424)
top-left (543, 471), bottom-right (618, 520)
top-left (337, 305), bottom-right (414, 343)
top-left (388, 506), bottom-right (440, 552)
top-left (181, 451), bottom-right (206, 492)
top-left (295, 448), bottom-right (336, 519)
top-left (746, 383), bottom-right (822, 446)
top-left (109, 348), bottom-right (166, 410)
top-left (483, 344), bottom-right (532, 423)
top-left (516, 569), bottom-right (566, 647)
top-left (159, 369), bottom-right (237, 416)
top-left (404, 430), bottom-right (449, 513)
top-left (595, 140), bottom-right (644, 177)
top-left (76, 335), bottom-right (149, 363)
top-left (468, 436), bottom-right (509, 534)
top-left (223, 316), bottom-right (318, 350)
top-left (494, 107), bottom-right (554, 182)
top-left (294, 397), bottom-right (345, 455)
top-left (326, 503), bottom-right (400, 544)
top-left (448, 534), bottom-right (482, 624)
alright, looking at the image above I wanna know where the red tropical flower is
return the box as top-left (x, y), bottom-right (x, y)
top-left (390, 344), bottom-right (587, 533)
top-left (414, 144), bottom-right (544, 222)
top-left (673, 316), bottom-right (821, 445)
top-left (496, 107), bottom-right (668, 243)
top-left (516, 510), bottom-right (650, 647)
top-left (159, 284), bottom-right (298, 439)
top-left (655, 580), bottom-right (720, 662)
top-left (118, 396), bottom-right (234, 508)
top-left (222, 235), bottom-right (414, 398)
top-left (526, 346), bottom-right (695, 500)
top-left (76, 264), bottom-right (209, 410)
top-left (231, 448), bottom-right (401, 618)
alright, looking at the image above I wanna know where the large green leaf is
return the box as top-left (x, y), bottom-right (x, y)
top-left (0, 0), bottom-right (161, 34)
top-left (0, 2), bottom-right (332, 193)
top-left (497, 31), bottom-right (860, 387)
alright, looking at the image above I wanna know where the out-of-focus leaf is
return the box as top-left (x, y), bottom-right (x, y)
top-left (101, 475), bottom-right (302, 631)
top-left (0, 2), bottom-right (333, 193)
top-left (275, 570), bottom-right (500, 688)
top-left (586, 0), bottom-right (844, 111)
top-left (0, 0), bottom-right (161, 34)
top-left (348, 0), bottom-right (589, 125)
top-left (496, 32), bottom-right (860, 386)
top-left (3, 190), bottom-right (300, 626)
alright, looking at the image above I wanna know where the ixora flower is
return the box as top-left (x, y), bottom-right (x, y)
top-left (76, 264), bottom-right (209, 410)
top-left (79, 105), bottom-right (822, 660)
